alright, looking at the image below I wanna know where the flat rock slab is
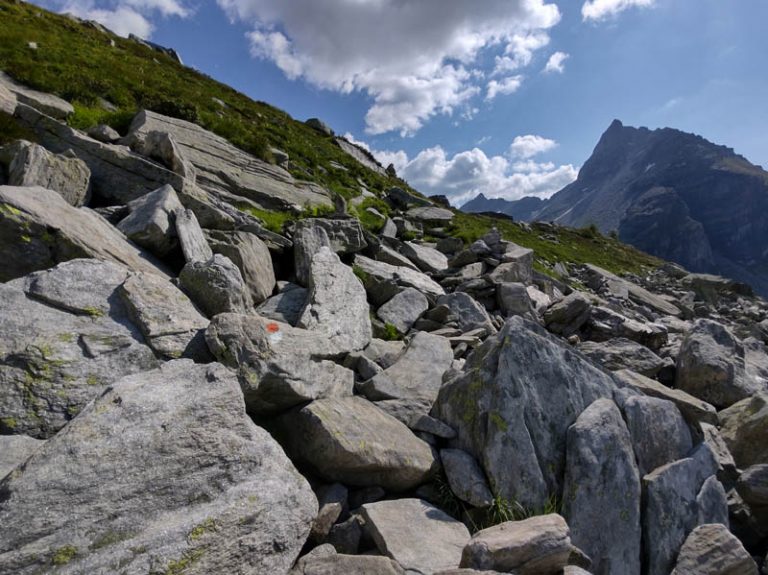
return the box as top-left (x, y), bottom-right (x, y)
top-left (400, 241), bottom-right (449, 273)
top-left (577, 337), bottom-right (665, 377)
top-left (584, 264), bottom-right (681, 317)
top-left (460, 514), bottom-right (572, 574)
top-left (0, 71), bottom-right (73, 119)
top-left (407, 206), bottom-right (454, 224)
top-left (353, 255), bottom-right (445, 305)
top-left (275, 397), bottom-right (437, 491)
top-left (376, 287), bottom-right (429, 335)
top-left (0, 185), bottom-right (170, 282)
top-left (361, 498), bottom-right (470, 574)
top-left (0, 360), bottom-right (317, 575)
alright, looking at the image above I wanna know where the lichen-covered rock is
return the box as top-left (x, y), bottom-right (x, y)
top-left (719, 394), bottom-right (768, 468)
top-left (577, 338), bottom-right (665, 377)
top-left (0, 360), bottom-right (317, 575)
top-left (179, 253), bottom-right (253, 316)
top-left (274, 397), bottom-right (437, 491)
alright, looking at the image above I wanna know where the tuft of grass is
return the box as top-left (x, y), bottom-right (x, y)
top-left (51, 545), bottom-right (78, 566)
top-left (381, 322), bottom-right (401, 341)
top-left (238, 206), bottom-right (294, 234)
top-left (0, 110), bottom-right (38, 146)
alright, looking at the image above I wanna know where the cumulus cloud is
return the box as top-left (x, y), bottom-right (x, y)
top-left (486, 75), bottom-right (524, 100)
top-left (543, 51), bottom-right (569, 74)
top-left (216, 0), bottom-right (561, 135)
top-left (582, 0), bottom-right (655, 21)
top-left (42, 0), bottom-right (190, 37)
top-left (509, 134), bottom-right (558, 158)
top-left (364, 141), bottom-right (577, 206)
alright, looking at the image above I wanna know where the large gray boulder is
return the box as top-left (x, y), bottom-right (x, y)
top-left (676, 319), bottom-right (755, 408)
top-left (436, 292), bottom-right (496, 335)
top-left (175, 208), bottom-right (213, 263)
top-left (406, 206), bottom-right (454, 224)
top-left (0, 435), bottom-right (44, 479)
top-left (0, 260), bottom-right (162, 437)
top-left (671, 524), bottom-right (758, 575)
top-left (0, 185), bottom-right (170, 282)
top-left (719, 394), bottom-right (768, 468)
top-left (643, 444), bottom-right (728, 575)
top-left (376, 287), bottom-right (429, 336)
top-left (563, 399), bottom-right (641, 575)
top-left (117, 184), bottom-right (183, 257)
top-left (737, 465), bottom-right (768, 507)
top-left (207, 229), bottom-right (275, 304)
top-left (544, 292), bottom-right (592, 337)
top-left (361, 499), bottom-right (470, 574)
top-left (292, 552), bottom-right (405, 575)
top-left (623, 395), bottom-right (693, 477)
top-left (358, 331), bottom-right (453, 410)
top-left (400, 241), bottom-right (449, 273)
top-left (0, 360), bottom-right (317, 575)
top-left (294, 220), bottom-right (332, 286)
top-left (257, 283), bottom-right (308, 326)
top-left (460, 515), bottom-right (572, 574)
top-left (433, 317), bottom-right (621, 509)
top-left (352, 255), bottom-right (445, 305)
top-left (441, 448), bottom-right (493, 508)
top-left (0, 71), bottom-right (73, 119)
top-left (206, 313), bottom-right (354, 415)
top-left (179, 254), bottom-right (253, 317)
top-left (577, 338), bottom-right (665, 377)
top-left (1, 140), bottom-right (90, 206)
top-left (586, 306), bottom-right (668, 351)
top-left (274, 397), bottom-right (437, 491)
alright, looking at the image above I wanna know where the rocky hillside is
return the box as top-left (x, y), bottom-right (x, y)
top-left (470, 120), bottom-right (768, 297)
top-left (3, 5), bottom-right (768, 575)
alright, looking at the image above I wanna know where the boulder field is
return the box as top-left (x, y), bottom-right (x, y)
top-left (1, 77), bottom-right (768, 574)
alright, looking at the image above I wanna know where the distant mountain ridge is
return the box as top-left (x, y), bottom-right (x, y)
top-left (462, 120), bottom-right (768, 295)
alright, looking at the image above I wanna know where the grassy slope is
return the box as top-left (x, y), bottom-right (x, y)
top-left (0, 0), bottom-right (661, 278)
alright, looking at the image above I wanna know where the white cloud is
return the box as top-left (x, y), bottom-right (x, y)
top-left (509, 134), bottom-right (558, 158)
top-left (543, 51), bottom-right (569, 74)
top-left (217, 0), bottom-right (561, 135)
top-left (46, 0), bottom-right (190, 37)
top-left (582, 0), bottom-right (655, 21)
top-left (486, 75), bottom-right (524, 100)
top-left (369, 143), bottom-right (577, 206)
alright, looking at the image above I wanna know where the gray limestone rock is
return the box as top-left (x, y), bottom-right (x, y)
top-left (544, 292), bottom-right (592, 337)
top-left (0, 435), bottom-right (44, 479)
top-left (671, 524), bottom-right (757, 575)
top-left (0, 185), bottom-right (170, 282)
top-left (294, 221), bottom-right (332, 287)
top-left (563, 399), bottom-right (641, 575)
top-left (179, 254), bottom-right (253, 317)
top-left (460, 515), bottom-right (572, 574)
top-left (117, 184), bottom-right (183, 257)
top-left (353, 255), bottom-right (445, 305)
top-left (361, 498), bottom-right (470, 574)
top-left (643, 444), bottom-right (728, 575)
top-left (374, 243), bottom-right (420, 271)
top-left (139, 130), bottom-right (196, 179)
top-left (676, 319), bottom-right (755, 409)
top-left (434, 317), bottom-right (621, 509)
top-left (400, 241), bottom-right (449, 273)
top-left (623, 395), bottom-right (693, 476)
top-left (205, 313), bottom-right (354, 415)
top-left (497, 282), bottom-right (536, 318)
top-left (175, 208), bottom-right (212, 263)
top-left (376, 288), bottom-right (429, 336)
top-left (406, 206), bottom-right (454, 224)
top-left (719, 394), bottom-right (768, 468)
top-left (441, 448), bottom-right (493, 508)
top-left (207, 229), bottom-right (275, 305)
top-left (1, 140), bottom-right (90, 206)
top-left (118, 271), bottom-right (209, 360)
top-left (436, 292), bottom-right (496, 335)
top-left (275, 397), bottom-right (437, 491)
top-left (0, 360), bottom-right (317, 575)
top-left (577, 338), bottom-right (665, 377)
top-left (0, 259), bottom-right (161, 437)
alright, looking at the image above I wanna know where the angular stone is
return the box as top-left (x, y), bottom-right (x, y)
top-left (0, 435), bottom-right (44, 479)
top-left (701, 422), bottom-right (738, 481)
top-left (353, 255), bottom-right (445, 305)
top-left (205, 313), bottom-right (354, 415)
top-left (497, 282), bottom-right (535, 318)
top-left (175, 208), bottom-right (212, 263)
top-left (737, 465), bottom-right (768, 507)
top-left (358, 332), bottom-right (453, 407)
top-left (586, 306), bottom-right (668, 351)
top-left (623, 395), bottom-right (693, 476)
top-left (407, 206), bottom-right (454, 224)
top-left (293, 221), bottom-right (332, 287)
top-left (0, 71), bottom-right (73, 119)
top-left (460, 515), bottom-right (572, 574)
top-left (0, 260), bottom-right (160, 437)
top-left (361, 499), bottom-right (470, 573)
top-left (577, 338), bottom-right (665, 377)
top-left (292, 553), bottom-right (405, 575)
top-left (1, 140), bottom-right (90, 206)
top-left (0, 81), bottom-right (16, 115)
top-left (676, 319), bottom-right (754, 409)
top-left (118, 271), bottom-right (209, 360)
top-left (672, 524), bottom-right (757, 575)
top-left (719, 394), bottom-right (768, 468)
top-left (0, 185), bottom-right (170, 282)
top-left (364, 338), bottom-right (407, 369)
top-left (411, 414), bottom-right (456, 439)
top-left (257, 283), bottom-right (307, 326)
top-left (376, 288), bottom-right (429, 336)
top-left (584, 264), bottom-right (681, 317)
top-left (117, 184), bottom-right (183, 257)
top-left (613, 369), bottom-right (718, 425)
top-left (275, 397), bottom-right (436, 491)
top-left (436, 292), bottom-right (496, 334)
top-left (544, 292), bottom-right (592, 337)
top-left (179, 254), bottom-right (253, 317)
top-left (207, 230), bottom-right (275, 304)
top-left (526, 286), bottom-right (552, 315)
top-left (400, 241), bottom-right (449, 273)
top-left (87, 124), bottom-right (120, 143)
top-left (297, 247), bottom-right (372, 356)
top-left (643, 444), bottom-right (726, 575)
top-left (563, 399), bottom-right (641, 575)
top-left (373, 243), bottom-right (420, 271)
top-left (434, 317), bottom-right (621, 509)
top-left (139, 130), bottom-right (196, 179)
top-left (441, 448), bottom-right (493, 508)
top-left (0, 360), bottom-right (317, 575)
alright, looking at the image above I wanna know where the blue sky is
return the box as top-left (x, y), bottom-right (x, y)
top-left (33, 0), bottom-right (768, 206)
